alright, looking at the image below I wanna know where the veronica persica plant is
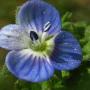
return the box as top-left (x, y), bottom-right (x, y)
top-left (0, 0), bottom-right (82, 82)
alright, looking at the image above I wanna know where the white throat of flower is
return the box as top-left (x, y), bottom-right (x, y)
top-left (26, 21), bottom-right (55, 58)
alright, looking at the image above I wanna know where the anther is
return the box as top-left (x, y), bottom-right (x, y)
top-left (30, 31), bottom-right (38, 41)
top-left (43, 21), bottom-right (51, 32)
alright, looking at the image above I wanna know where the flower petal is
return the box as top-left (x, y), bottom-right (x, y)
top-left (50, 31), bottom-right (82, 70)
top-left (5, 49), bottom-right (54, 82)
top-left (17, 0), bottom-right (61, 35)
top-left (0, 24), bottom-right (30, 50)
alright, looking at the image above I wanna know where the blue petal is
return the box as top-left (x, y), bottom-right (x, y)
top-left (17, 0), bottom-right (61, 35)
top-left (50, 31), bottom-right (82, 70)
top-left (5, 49), bottom-right (54, 82)
top-left (0, 24), bottom-right (30, 50)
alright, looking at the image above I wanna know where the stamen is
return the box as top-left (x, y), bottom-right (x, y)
top-left (43, 21), bottom-right (51, 32)
top-left (30, 31), bottom-right (38, 41)
top-left (41, 21), bottom-right (51, 41)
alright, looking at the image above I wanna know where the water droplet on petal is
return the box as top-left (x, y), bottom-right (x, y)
top-left (43, 21), bottom-right (51, 32)
top-left (42, 9), bottom-right (46, 15)
top-left (74, 48), bottom-right (77, 51)
top-left (42, 10), bottom-right (46, 15)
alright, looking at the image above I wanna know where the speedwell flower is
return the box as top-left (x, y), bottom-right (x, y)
top-left (0, 0), bottom-right (82, 82)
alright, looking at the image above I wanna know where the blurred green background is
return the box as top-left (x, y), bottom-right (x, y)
top-left (0, 0), bottom-right (90, 90)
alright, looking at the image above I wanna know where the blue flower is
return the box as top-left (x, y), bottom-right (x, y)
top-left (0, 0), bottom-right (82, 82)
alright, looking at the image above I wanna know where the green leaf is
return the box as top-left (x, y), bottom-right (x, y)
top-left (83, 42), bottom-right (90, 60)
top-left (62, 12), bottom-right (72, 23)
top-left (16, 6), bottom-right (21, 24)
top-left (84, 26), bottom-right (90, 41)
top-left (0, 65), bottom-right (16, 90)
